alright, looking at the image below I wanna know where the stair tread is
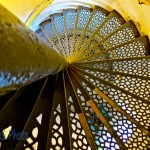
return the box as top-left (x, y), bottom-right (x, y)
top-left (73, 65), bottom-right (150, 100)
top-left (36, 28), bottom-right (52, 45)
top-left (72, 66), bottom-right (149, 105)
top-left (63, 70), bottom-right (91, 149)
top-left (75, 36), bottom-right (149, 62)
top-left (46, 72), bottom-right (71, 149)
top-left (73, 10), bottom-right (126, 58)
top-left (69, 68), bottom-right (125, 149)
top-left (67, 68), bottom-right (101, 149)
top-left (15, 76), bottom-right (57, 150)
top-left (74, 56), bottom-right (150, 78)
top-left (69, 67), bottom-right (150, 148)
top-left (74, 20), bottom-right (140, 62)
top-left (73, 6), bottom-right (110, 56)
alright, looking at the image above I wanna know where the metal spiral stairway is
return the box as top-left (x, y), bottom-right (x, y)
top-left (0, 5), bottom-right (150, 150)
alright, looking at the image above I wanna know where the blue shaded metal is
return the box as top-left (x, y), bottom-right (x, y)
top-left (88, 105), bottom-right (110, 134)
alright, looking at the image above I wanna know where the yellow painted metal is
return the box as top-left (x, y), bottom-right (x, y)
top-left (70, 66), bottom-right (127, 149)
top-left (0, 4), bottom-right (67, 92)
top-left (73, 21), bottom-right (130, 63)
top-left (63, 71), bottom-right (73, 150)
top-left (40, 26), bottom-right (59, 53)
top-left (70, 11), bottom-right (114, 63)
top-left (26, 0), bottom-right (54, 27)
top-left (70, 8), bottom-right (80, 58)
top-left (51, 15), bottom-right (66, 58)
top-left (63, 11), bottom-right (70, 59)
top-left (66, 69), bottom-right (97, 150)
top-left (75, 37), bottom-right (138, 62)
top-left (70, 66), bottom-right (150, 136)
top-left (73, 7), bottom-right (95, 56)
top-left (78, 113), bottom-right (97, 150)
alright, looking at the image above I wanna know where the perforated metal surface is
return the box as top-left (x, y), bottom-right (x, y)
top-left (87, 8), bottom-right (108, 33)
top-left (77, 7), bottom-right (92, 31)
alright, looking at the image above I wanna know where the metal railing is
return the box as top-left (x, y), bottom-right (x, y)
top-left (0, 4), bottom-right (67, 93)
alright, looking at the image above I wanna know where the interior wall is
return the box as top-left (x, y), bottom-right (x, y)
top-left (0, 0), bottom-right (46, 22)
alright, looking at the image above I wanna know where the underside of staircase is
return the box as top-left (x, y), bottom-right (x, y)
top-left (0, 5), bottom-right (150, 150)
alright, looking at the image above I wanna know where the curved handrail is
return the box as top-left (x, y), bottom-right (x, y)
top-left (26, 0), bottom-right (54, 27)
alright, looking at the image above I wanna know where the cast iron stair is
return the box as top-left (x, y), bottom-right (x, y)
top-left (0, 5), bottom-right (150, 150)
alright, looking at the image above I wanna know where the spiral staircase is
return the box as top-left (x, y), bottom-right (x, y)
top-left (0, 3), bottom-right (150, 150)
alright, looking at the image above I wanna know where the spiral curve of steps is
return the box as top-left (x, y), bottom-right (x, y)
top-left (0, 5), bottom-right (150, 150)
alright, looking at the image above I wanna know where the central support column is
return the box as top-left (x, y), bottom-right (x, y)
top-left (0, 4), bottom-right (68, 93)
